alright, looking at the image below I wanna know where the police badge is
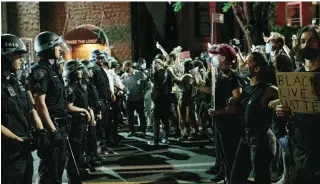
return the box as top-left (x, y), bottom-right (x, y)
top-left (81, 83), bottom-right (87, 92)
top-left (33, 69), bottom-right (45, 81)
top-left (66, 87), bottom-right (74, 96)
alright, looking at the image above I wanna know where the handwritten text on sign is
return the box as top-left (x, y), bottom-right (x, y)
top-left (66, 39), bottom-right (98, 45)
top-left (276, 72), bottom-right (320, 114)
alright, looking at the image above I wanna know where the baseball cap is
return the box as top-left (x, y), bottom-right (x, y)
top-left (209, 44), bottom-right (237, 60)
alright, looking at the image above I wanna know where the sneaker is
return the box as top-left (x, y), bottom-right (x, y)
top-left (161, 138), bottom-right (169, 144)
top-left (210, 174), bottom-right (225, 182)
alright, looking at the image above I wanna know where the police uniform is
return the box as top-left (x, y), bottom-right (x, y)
top-left (85, 78), bottom-right (103, 157)
top-left (91, 67), bottom-right (113, 144)
top-left (65, 80), bottom-right (89, 181)
top-left (30, 59), bottom-right (69, 184)
top-left (1, 74), bottom-right (34, 184)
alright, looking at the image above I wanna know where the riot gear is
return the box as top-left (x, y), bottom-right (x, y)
top-left (1, 34), bottom-right (28, 72)
top-left (63, 60), bottom-right (85, 84)
top-left (1, 34), bottom-right (28, 56)
top-left (34, 31), bottom-right (71, 58)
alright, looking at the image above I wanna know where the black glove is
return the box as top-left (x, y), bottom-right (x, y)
top-left (21, 138), bottom-right (38, 152)
top-left (36, 129), bottom-right (50, 148)
top-left (50, 128), bottom-right (62, 144)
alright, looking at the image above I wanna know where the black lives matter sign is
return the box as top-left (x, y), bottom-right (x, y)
top-left (276, 72), bottom-right (320, 114)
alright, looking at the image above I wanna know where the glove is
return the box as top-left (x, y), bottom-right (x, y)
top-left (36, 129), bottom-right (50, 148)
top-left (279, 135), bottom-right (289, 148)
top-left (50, 128), bottom-right (62, 144)
top-left (21, 138), bottom-right (38, 152)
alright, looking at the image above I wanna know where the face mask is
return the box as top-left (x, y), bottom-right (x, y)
top-left (239, 65), bottom-right (251, 78)
top-left (301, 47), bottom-right (320, 60)
top-left (210, 56), bottom-right (220, 68)
top-left (141, 63), bottom-right (146, 70)
top-left (265, 43), bottom-right (273, 54)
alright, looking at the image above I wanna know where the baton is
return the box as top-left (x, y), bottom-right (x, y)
top-left (66, 136), bottom-right (80, 176)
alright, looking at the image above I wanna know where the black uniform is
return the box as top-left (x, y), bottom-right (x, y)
top-left (30, 60), bottom-right (69, 184)
top-left (289, 67), bottom-right (320, 184)
top-left (152, 68), bottom-right (174, 144)
top-left (1, 74), bottom-right (34, 184)
top-left (85, 79), bottom-right (102, 158)
top-left (65, 81), bottom-right (89, 181)
top-left (91, 68), bottom-right (112, 143)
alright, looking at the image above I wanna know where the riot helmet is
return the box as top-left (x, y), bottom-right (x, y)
top-left (63, 60), bottom-right (85, 84)
top-left (34, 31), bottom-right (71, 59)
top-left (1, 34), bottom-right (28, 72)
top-left (80, 59), bottom-right (95, 78)
top-left (90, 49), bottom-right (109, 67)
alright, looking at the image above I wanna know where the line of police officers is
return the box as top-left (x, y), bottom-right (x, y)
top-left (1, 31), bottom-right (123, 184)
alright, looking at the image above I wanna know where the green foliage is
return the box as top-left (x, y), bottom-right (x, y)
top-left (172, 2), bottom-right (184, 13)
top-left (103, 25), bottom-right (131, 44)
top-left (222, 2), bottom-right (233, 13)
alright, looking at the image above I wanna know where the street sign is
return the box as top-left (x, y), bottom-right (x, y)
top-left (212, 13), bottom-right (224, 23)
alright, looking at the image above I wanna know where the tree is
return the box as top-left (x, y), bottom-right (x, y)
top-left (222, 2), bottom-right (276, 50)
top-left (172, 2), bottom-right (297, 51)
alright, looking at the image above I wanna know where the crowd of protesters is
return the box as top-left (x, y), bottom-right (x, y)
top-left (2, 24), bottom-right (320, 184)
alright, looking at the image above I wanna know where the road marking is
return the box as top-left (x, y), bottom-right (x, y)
top-left (94, 162), bottom-right (214, 171)
top-left (100, 148), bottom-right (169, 157)
top-left (116, 168), bottom-right (207, 174)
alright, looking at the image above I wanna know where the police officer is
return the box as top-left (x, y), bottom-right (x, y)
top-left (1, 34), bottom-right (47, 184)
top-left (29, 31), bottom-right (71, 184)
top-left (80, 59), bottom-right (105, 166)
top-left (90, 49), bottom-right (116, 148)
top-left (107, 57), bottom-right (125, 141)
top-left (63, 60), bottom-right (96, 181)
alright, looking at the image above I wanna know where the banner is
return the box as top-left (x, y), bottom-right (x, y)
top-left (276, 72), bottom-right (320, 114)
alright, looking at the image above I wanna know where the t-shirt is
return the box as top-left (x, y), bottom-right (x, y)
top-left (121, 70), bottom-right (147, 101)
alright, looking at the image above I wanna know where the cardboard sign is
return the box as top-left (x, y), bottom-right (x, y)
top-left (276, 72), bottom-right (320, 114)
top-left (212, 13), bottom-right (224, 23)
top-left (179, 51), bottom-right (191, 60)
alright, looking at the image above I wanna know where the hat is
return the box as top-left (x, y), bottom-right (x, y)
top-left (209, 44), bottom-right (237, 60)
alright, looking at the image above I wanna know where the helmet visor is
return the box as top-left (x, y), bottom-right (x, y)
top-left (54, 36), bottom-right (72, 53)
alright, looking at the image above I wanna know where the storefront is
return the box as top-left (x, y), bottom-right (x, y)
top-left (64, 24), bottom-right (111, 60)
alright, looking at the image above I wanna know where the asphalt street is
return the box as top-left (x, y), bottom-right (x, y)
top-left (32, 131), bottom-right (217, 184)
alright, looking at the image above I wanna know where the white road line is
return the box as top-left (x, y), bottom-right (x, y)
top-left (95, 162), bottom-right (215, 171)
top-left (115, 168), bottom-right (208, 174)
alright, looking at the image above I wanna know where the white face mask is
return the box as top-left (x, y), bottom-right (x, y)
top-left (210, 56), bottom-right (220, 68)
top-left (140, 63), bottom-right (146, 70)
top-left (265, 43), bottom-right (273, 54)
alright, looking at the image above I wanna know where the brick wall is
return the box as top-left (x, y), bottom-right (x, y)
top-left (8, 2), bottom-right (41, 38)
top-left (4, 2), bottom-right (132, 61)
top-left (62, 2), bottom-right (132, 61)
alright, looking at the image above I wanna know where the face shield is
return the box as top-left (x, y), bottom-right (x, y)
top-left (53, 36), bottom-right (72, 54)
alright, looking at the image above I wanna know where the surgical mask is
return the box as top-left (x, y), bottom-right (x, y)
top-left (239, 65), bottom-right (251, 78)
top-left (301, 47), bottom-right (320, 60)
top-left (141, 63), bottom-right (146, 70)
top-left (210, 56), bottom-right (220, 68)
top-left (265, 43), bottom-right (273, 54)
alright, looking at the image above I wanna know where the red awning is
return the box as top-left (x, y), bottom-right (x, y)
top-left (64, 24), bottom-right (109, 46)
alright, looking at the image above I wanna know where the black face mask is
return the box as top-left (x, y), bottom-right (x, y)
top-left (301, 47), bottom-right (320, 60)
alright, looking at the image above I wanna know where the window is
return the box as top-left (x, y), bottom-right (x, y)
top-left (195, 2), bottom-right (210, 37)
top-left (286, 2), bottom-right (301, 28)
